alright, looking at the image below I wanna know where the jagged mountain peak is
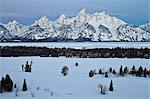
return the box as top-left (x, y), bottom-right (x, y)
top-left (9, 20), bottom-right (18, 24)
top-left (5, 20), bottom-right (25, 36)
top-left (7, 20), bottom-right (22, 26)
top-left (38, 15), bottom-right (50, 22)
top-left (33, 15), bottom-right (53, 29)
top-left (58, 14), bottom-right (67, 21)
top-left (57, 14), bottom-right (71, 25)
top-left (78, 9), bottom-right (87, 15)
top-left (99, 11), bottom-right (107, 15)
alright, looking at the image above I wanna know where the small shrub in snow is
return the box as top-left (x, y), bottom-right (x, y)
top-left (14, 84), bottom-right (16, 88)
top-left (50, 91), bottom-right (54, 96)
top-left (61, 66), bottom-right (69, 76)
top-left (101, 85), bottom-right (107, 94)
top-left (98, 84), bottom-right (107, 94)
top-left (75, 62), bottom-right (79, 66)
top-left (22, 65), bottom-right (24, 72)
top-left (93, 69), bottom-right (96, 75)
top-left (36, 86), bottom-right (40, 90)
top-left (15, 87), bottom-right (19, 96)
top-left (30, 91), bottom-right (35, 98)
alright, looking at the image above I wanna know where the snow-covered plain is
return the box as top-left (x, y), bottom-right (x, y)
top-left (0, 57), bottom-right (149, 99)
top-left (0, 42), bottom-right (150, 49)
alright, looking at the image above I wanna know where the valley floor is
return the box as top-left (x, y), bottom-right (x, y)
top-left (1, 42), bottom-right (150, 49)
top-left (0, 57), bottom-right (149, 99)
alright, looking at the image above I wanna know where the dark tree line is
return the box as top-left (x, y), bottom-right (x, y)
top-left (0, 46), bottom-right (150, 59)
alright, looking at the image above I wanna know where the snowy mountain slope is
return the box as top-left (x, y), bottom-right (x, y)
top-left (0, 9), bottom-right (150, 42)
top-left (0, 25), bottom-right (12, 41)
top-left (4, 20), bottom-right (27, 36)
top-left (19, 24), bottom-right (46, 40)
top-left (117, 24), bottom-right (150, 41)
top-left (140, 23), bottom-right (150, 33)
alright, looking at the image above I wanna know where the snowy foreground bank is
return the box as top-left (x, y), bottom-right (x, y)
top-left (0, 57), bottom-right (149, 99)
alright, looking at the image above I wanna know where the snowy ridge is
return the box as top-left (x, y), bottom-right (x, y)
top-left (4, 20), bottom-right (27, 37)
top-left (0, 9), bottom-right (150, 42)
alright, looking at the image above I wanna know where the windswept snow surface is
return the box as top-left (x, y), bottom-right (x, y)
top-left (0, 42), bottom-right (150, 49)
top-left (0, 57), bottom-right (149, 99)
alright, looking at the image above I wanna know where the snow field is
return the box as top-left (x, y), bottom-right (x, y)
top-left (0, 57), bottom-right (149, 99)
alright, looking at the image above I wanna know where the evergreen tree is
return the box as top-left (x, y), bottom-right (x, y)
top-left (109, 67), bottom-right (112, 73)
top-left (112, 69), bottom-right (116, 74)
top-left (0, 81), bottom-right (2, 93)
top-left (109, 80), bottom-right (113, 91)
top-left (119, 65), bottom-right (124, 76)
top-left (22, 79), bottom-right (27, 91)
top-left (105, 72), bottom-right (108, 78)
top-left (131, 65), bottom-right (136, 75)
top-left (144, 68), bottom-right (147, 77)
top-left (0, 77), bottom-right (4, 93)
top-left (138, 66), bottom-right (143, 77)
top-left (89, 70), bottom-right (94, 77)
top-left (3, 74), bottom-right (13, 92)
top-left (99, 69), bottom-right (102, 74)
top-left (124, 67), bottom-right (128, 74)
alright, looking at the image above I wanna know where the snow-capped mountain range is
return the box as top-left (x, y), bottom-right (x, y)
top-left (0, 9), bottom-right (150, 42)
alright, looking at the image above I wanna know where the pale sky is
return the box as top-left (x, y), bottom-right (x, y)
top-left (0, 0), bottom-right (149, 25)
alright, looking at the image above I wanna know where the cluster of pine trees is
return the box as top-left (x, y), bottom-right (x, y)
top-left (89, 65), bottom-right (150, 78)
top-left (129, 66), bottom-right (149, 77)
top-left (22, 61), bottom-right (32, 72)
top-left (0, 74), bottom-right (28, 94)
